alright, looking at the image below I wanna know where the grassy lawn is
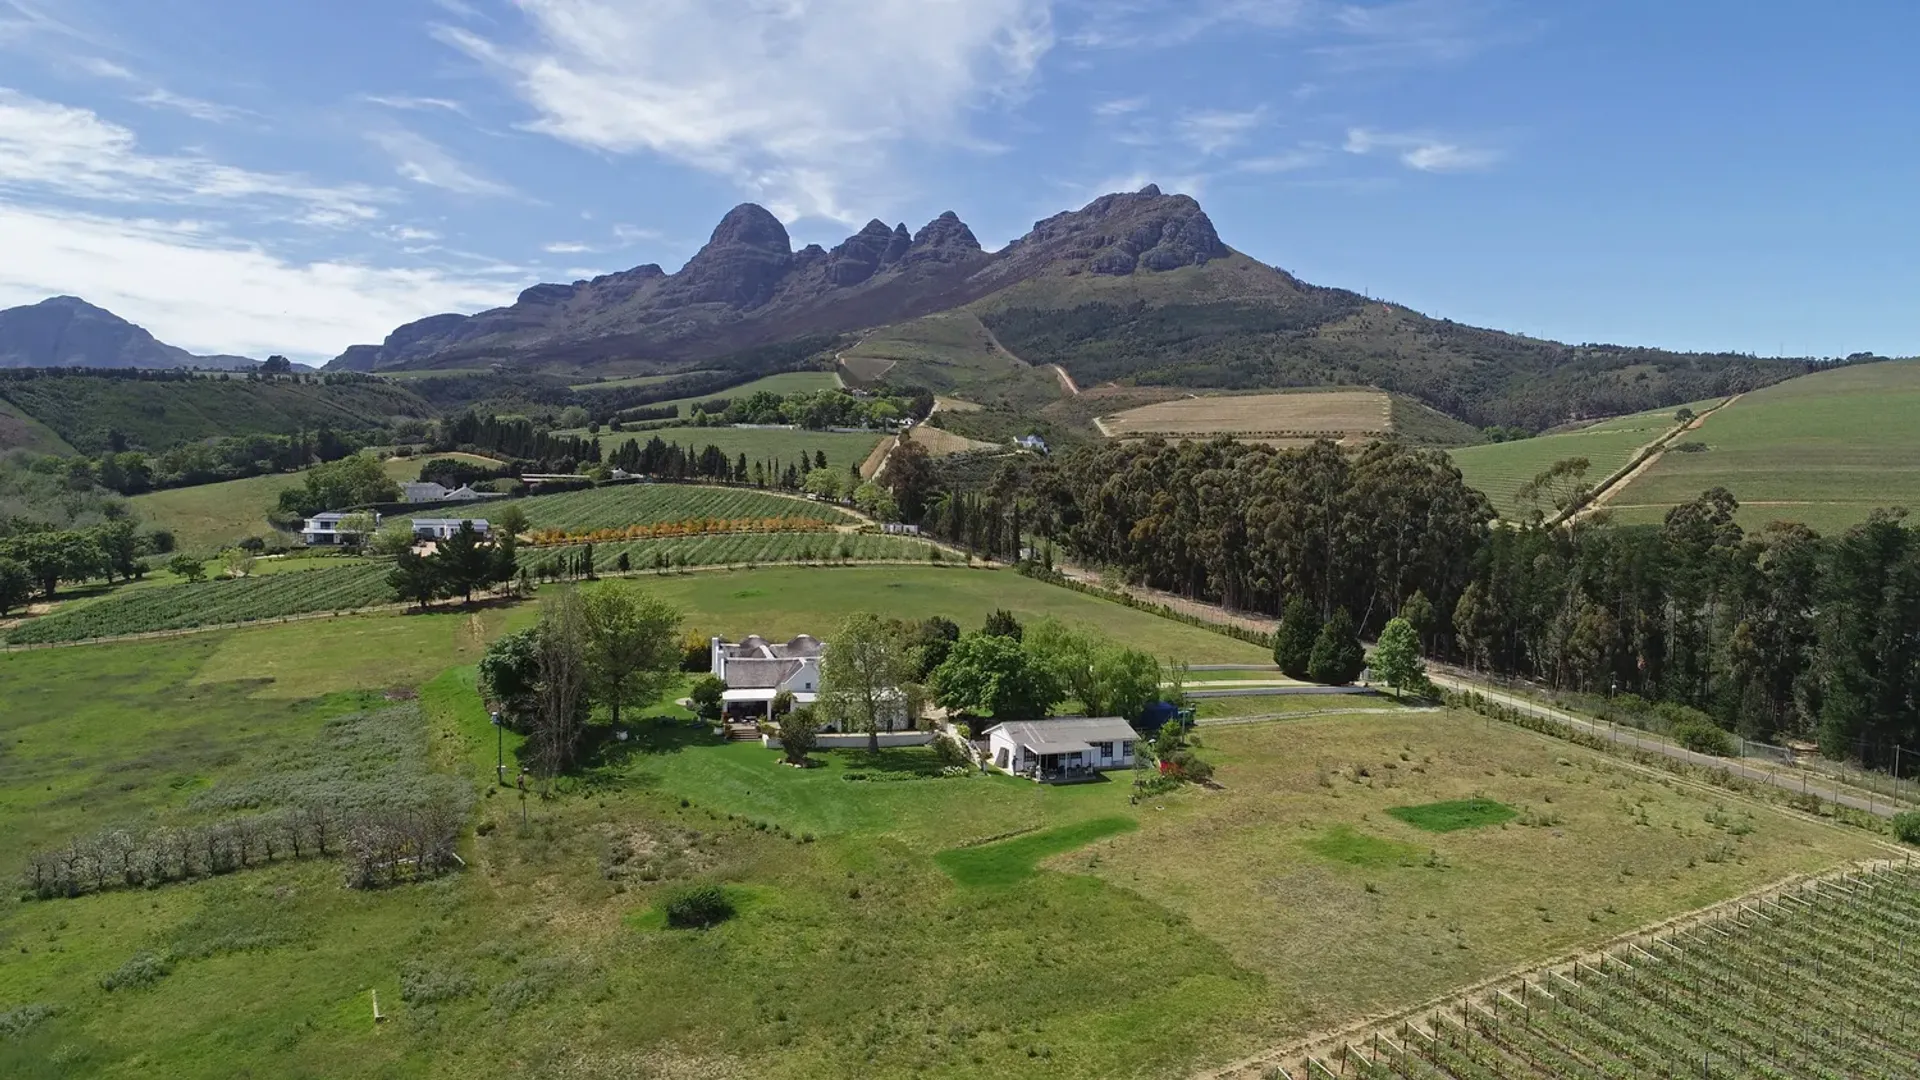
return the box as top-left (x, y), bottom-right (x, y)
top-left (591, 425), bottom-right (883, 473)
top-left (1607, 359), bottom-right (1920, 533)
top-left (1193, 693), bottom-right (1403, 720)
top-left (0, 578), bottom-right (1889, 1078)
top-left (130, 471), bottom-right (301, 555)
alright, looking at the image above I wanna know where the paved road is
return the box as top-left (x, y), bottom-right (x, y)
top-left (1430, 671), bottom-right (1898, 818)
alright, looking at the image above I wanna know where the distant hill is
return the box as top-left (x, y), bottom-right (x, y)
top-left (0, 371), bottom-right (435, 455)
top-left (331, 185), bottom-right (1812, 430)
top-left (0, 296), bottom-right (259, 371)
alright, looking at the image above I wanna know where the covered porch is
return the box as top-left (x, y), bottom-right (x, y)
top-left (720, 687), bottom-right (818, 722)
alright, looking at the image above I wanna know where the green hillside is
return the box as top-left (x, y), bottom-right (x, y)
top-left (0, 396), bottom-right (75, 456)
top-left (1607, 360), bottom-right (1920, 533)
top-left (0, 374), bottom-right (434, 454)
top-left (1448, 401), bottom-right (1715, 519)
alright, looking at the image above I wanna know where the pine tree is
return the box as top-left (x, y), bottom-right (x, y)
top-left (1307, 607), bottom-right (1365, 685)
top-left (1273, 596), bottom-right (1320, 679)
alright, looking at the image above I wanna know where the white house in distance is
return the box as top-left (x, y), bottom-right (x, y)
top-left (985, 717), bottom-right (1136, 782)
top-left (403, 481), bottom-right (487, 503)
top-left (711, 635), bottom-right (823, 721)
top-left (410, 517), bottom-right (490, 541)
top-left (302, 511), bottom-right (381, 546)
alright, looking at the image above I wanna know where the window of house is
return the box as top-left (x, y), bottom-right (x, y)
top-left (1120, 741), bottom-right (1134, 756)
top-left (1093, 741), bottom-right (1113, 757)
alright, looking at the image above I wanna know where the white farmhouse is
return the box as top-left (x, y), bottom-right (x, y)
top-left (301, 511), bottom-right (381, 546)
top-left (710, 635), bottom-right (824, 722)
top-left (984, 718), bottom-right (1136, 782)
top-left (410, 517), bottom-right (490, 541)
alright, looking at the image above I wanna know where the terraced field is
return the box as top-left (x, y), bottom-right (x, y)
top-left (1449, 402), bottom-right (1713, 519)
top-left (514, 483), bottom-right (857, 532)
top-left (6, 563), bottom-right (393, 644)
top-left (1607, 360), bottom-right (1920, 533)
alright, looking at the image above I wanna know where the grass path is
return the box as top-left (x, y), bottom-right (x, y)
top-left (1569, 394), bottom-right (1740, 523)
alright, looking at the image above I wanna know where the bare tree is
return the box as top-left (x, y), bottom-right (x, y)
top-left (530, 590), bottom-right (592, 789)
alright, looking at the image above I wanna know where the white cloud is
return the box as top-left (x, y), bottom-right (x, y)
top-left (1236, 148), bottom-right (1323, 173)
top-left (366, 127), bottom-right (516, 197)
top-left (611, 224), bottom-right (661, 244)
top-left (135, 88), bottom-right (250, 124)
top-left (1177, 108), bottom-right (1263, 155)
top-left (0, 89), bottom-right (381, 219)
top-left (1093, 96), bottom-right (1148, 117)
top-left (435, 0), bottom-right (1054, 223)
top-left (0, 204), bottom-right (516, 360)
top-left (361, 94), bottom-right (468, 115)
top-left (387, 225), bottom-right (441, 242)
top-left (543, 240), bottom-right (592, 254)
top-left (78, 57), bottom-right (135, 81)
top-left (1344, 126), bottom-right (1499, 171)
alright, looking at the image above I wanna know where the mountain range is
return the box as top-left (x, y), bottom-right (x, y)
top-left (325, 186), bottom-right (1809, 428)
top-left (0, 297), bottom-right (260, 371)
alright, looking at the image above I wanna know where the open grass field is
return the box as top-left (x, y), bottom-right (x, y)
top-left (593, 424), bottom-right (883, 473)
top-left (0, 605), bottom-right (1883, 1078)
top-left (1101, 389), bottom-right (1392, 441)
top-left (1447, 400), bottom-right (1716, 519)
top-left (840, 312), bottom-right (1024, 389)
top-left (1606, 360), bottom-right (1920, 533)
top-left (515, 482), bottom-right (857, 532)
top-left (1193, 692), bottom-right (1405, 720)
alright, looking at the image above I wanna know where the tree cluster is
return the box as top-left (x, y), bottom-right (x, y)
top-left (927, 610), bottom-right (1164, 723)
top-left (0, 519), bottom-right (165, 607)
top-left (479, 583), bottom-right (683, 779)
top-left (386, 522), bottom-right (516, 607)
top-left (276, 454), bottom-right (403, 517)
top-left (19, 796), bottom-right (463, 901)
top-left (80, 427), bottom-right (360, 495)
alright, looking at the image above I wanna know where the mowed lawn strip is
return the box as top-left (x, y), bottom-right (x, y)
top-left (936, 817), bottom-right (1139, 886)
top-left (1387, 798), bottom-right (1519, 832)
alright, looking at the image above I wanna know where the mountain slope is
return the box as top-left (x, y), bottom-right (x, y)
top-left (330, 186), bottom-right (1811, 429)
top-left (0, 297), bottom-right (256, 370)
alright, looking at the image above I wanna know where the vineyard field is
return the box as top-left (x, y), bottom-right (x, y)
top-left (6, 563), bottom-right (393, 644)
top-left (515, 483), bottom-right (857, 533)
top-left (1303, 863), bottom-right (1920, 1080)
top-left (523, 532), bottom-right (938, 572)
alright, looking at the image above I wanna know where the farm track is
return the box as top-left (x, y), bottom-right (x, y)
top-left (1566, 394), bottom-right (1741, 524)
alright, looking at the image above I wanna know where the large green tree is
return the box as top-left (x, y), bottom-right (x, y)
top-left (1369, 616), bottom-right (1425, 698)
top-left (387, 550), bottom-right (442, 610)
top-left (434, 521), bottom-right (496, 604)
top-left (930, 632), bottom-right (1062, 722)
top-left (821, 612), bottom-right (920, 752)
top-left (580, 581), bottom-right (682, 728)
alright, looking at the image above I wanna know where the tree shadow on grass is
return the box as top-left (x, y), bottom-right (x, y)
top-left (589, 718), bottom-right (726, 768)
top-left (833, 747), bottom-right (944, 777)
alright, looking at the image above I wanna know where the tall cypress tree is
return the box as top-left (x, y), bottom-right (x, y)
top-left (1273, 596), bottom-right (1320, 679)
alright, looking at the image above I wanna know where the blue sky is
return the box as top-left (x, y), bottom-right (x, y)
top-left (0, 0), bottom-right (1914, 363)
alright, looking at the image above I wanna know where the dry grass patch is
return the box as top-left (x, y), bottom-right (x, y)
top-left (1101, 390), bottom-right (1392, 440)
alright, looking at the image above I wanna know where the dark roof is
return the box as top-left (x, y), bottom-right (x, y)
top-left (722, 658), bottom-right (803, 690)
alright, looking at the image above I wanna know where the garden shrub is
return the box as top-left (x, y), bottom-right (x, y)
top-left (1892, 811), bottom-right (1920, 846)
top-left (662, 883), bottom-right (735, 929)
top-left (1671, 716), bottom-right (1735, 756)
top-left (99, 952), bottom-right (173, 991)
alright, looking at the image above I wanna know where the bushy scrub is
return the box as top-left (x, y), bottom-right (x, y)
top-left (99, 951), bottom-right (173, 991)
top-left (661, 883), bottom-right (735, 929)
top-left (1892, 811), bottom-right (1920, 846)
top-left (1671, 716), bottom-right (1735, 756)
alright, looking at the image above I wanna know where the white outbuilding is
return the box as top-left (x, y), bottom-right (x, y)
top-left (983, 717), bottom-right (1137, 782)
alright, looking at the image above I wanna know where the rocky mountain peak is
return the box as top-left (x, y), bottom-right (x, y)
top-left (705, 203), bottom-right (792, 254)
top-left (1012, 184), bottom-right (1228, 275)
top-left (904, 211), bottom-right (982, 264)
top-left (671, 202), bottom-right (795, 308)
